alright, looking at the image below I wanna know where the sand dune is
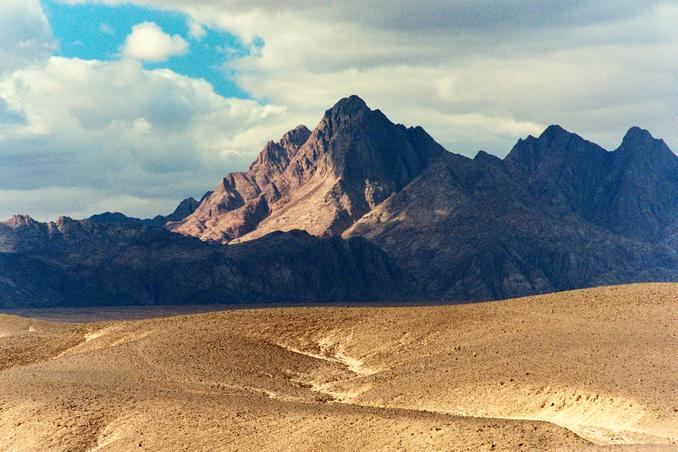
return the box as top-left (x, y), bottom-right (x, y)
top-left (0, 283), bottom-right (676, 451)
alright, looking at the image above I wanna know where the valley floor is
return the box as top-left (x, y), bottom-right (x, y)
top-left (0, 283), bottom-right (677, 451)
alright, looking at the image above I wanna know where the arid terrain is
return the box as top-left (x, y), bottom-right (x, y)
top-left (1, 283), bottom-right (677, 451)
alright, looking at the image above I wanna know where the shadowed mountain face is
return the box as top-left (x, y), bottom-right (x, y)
top-left (87, 190), bottom-right (213, 227)
top-left (345, 124), bottom-right (678, 300)
top-left (0, 217), bottom-right (417, 308)
top-left (504, 125), bottom-right (678, 242)
top-left (346, 152), bottom-right (677, 300)
top-left (1, 96), bottom-right (677, 306)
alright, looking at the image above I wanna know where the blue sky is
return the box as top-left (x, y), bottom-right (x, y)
top-left (41, 0), bottom-right (252, 98)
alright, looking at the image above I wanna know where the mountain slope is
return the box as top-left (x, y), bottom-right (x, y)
top-left (2, 96), bottom-right (677, 306)
top-left (345, 125), bottom-right (678, 300)
top-left (591, 127), bottom-right (678, 241)
top-left (0, 216), bottom-right (416, 308)
top-left (172, 95), bottom-right (444, 242)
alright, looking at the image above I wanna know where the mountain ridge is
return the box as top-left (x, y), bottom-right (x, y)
top-left (171, 95), bottom-right (677, 301)
top-left (0, 215), bottom-right (417, 308)
top-left (1, 95), bottom-right (677, 305)
top-left (171, 95), bottom-right (445, 243)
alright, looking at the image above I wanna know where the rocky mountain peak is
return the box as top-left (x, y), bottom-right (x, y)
top-left (539, 124), bottom-right (570, 139)
top-left (3, 215), bottom-right (39, 229)
top-left (505, 124), bottom-right (606, 171)
top-left (316, 95), bottom-right (378, 136)
top-left (614, 126), bottom-right (676, 166)
top-left (328, 95), bottom-right (369, 116)
top-left (621, 126), bottom-right (655, 147)
top-left (534, 124), bottom-right (583, 149)
top-left (280, 125), bottom-right (311, 149)
top-left (172, 95), bottom-right (445, 243)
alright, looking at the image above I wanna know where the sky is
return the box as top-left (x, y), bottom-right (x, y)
top-left (0, 1), bottom-right (677, 220)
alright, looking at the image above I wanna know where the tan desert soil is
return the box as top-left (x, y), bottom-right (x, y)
top-left (0, 283), bottom-right (676, 451)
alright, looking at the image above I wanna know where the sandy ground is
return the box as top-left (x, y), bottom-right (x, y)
top-left (0, 283), bottom-right (676, 451)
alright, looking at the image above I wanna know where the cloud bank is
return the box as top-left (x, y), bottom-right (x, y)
top-left (0, 0), bottom-right (676, 220)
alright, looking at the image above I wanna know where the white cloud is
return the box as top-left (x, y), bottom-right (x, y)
top-left (61, 0), bottom-right (678, 154)
top-left (0, 57), bottom-right (307, 219)
top-left (188, 20), bottom-right (207, 40)
top-left (0, 0), bottom-right (55, 74)
top-left (122, 22), bottom-right (189, 62)
top-left (0, 187), bottom-right (180, 221)
top-left (2, 0), bottom-right (678, 220)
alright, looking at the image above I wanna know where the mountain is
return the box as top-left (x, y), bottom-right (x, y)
top-left (1, 95), bottom-right (677, 306)
top-left (504, 125), bottom-right (678, 242)
top-left (88, 191), bottom-right (213, 227)
top-left (171, 95), bottom-right (444, 242)
top-left (345, 140), bottom-right (678, 299)
top-left (0, 215), bottom-right (416, 308)
top-left (175, 96), bottom-right (677, 301)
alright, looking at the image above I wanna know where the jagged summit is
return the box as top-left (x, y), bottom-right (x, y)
top-left (504, 124), bottom-right (607, 177)
top-left (532, 124), bottom-right (595, 150)
top-left (622, 126), bottom-right (655, 146)
top-left (615, 126), bottom-right (676, 164)
top-left (539, 124), bottom-right (571, 139)
top-left (2, 214), bottom-right (39, 228)
top-left (319, 95), bottom-right (381, 134)
top-left (172, 95), bottom-right (444, 243)
top-left (329, 95), bottom-right (370, 115)
top-left (280, 124), bottom-right (311, 148)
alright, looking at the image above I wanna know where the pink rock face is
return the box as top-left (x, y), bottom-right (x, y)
top-left (171, 95), bottom-right (443, 243)
top-left (5, 215), bottom-right (38, 229)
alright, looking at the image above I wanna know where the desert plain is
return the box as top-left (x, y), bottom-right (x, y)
top-left (0, 283), bottom-right (676, 451)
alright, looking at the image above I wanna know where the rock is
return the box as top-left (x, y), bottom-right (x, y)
top-left (345, 124), bottom-right (678, 300)
top-left (171, 95), bottom-right (443, 242)
top-left (0, 218), bottom-right (417, 308)
top-left (2, 97), bottom-right (677, 306)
